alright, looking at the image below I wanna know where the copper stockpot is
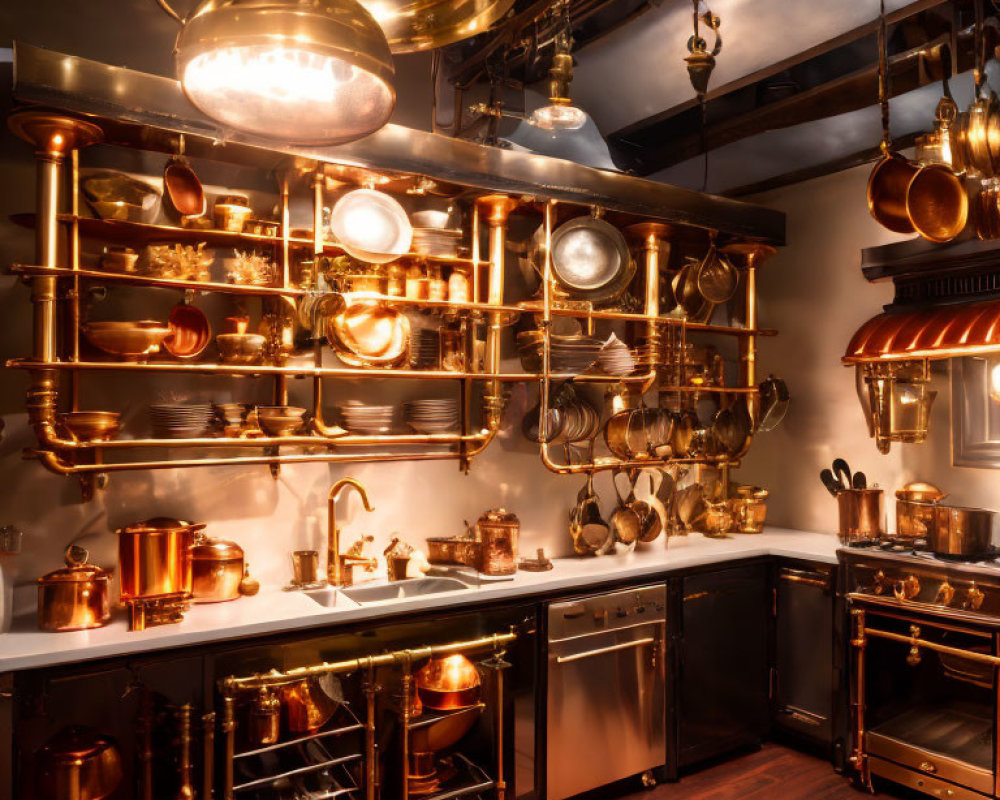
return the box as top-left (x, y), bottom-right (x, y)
top-left (37, 546), bottom-right (111, 632)
top-left (279, 679), bottom-right (339, 733)
top-left (927, 504), bottom-right (995, 558)
top-left (190, 534), bottom-right (244, 603)
top-left (895, 482), bottom-right (947, 538)
top-left (36, 727), bottom-right (123, 800)
top-left (117, 517), bottom-right (203, 601)
top-left (415, 653), bottom-right (482, 710)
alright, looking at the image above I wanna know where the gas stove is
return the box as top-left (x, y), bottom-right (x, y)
top-left (841, 545), bottom-right (1000, 621)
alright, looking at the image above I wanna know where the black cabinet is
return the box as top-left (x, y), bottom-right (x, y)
top-left (672, 562), bottom-right (770, 770)
top-left (773, 560), bottom-right (837, 753)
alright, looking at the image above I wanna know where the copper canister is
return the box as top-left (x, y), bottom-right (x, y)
top-left (190, 535), bottom-right (244, 603)
top-left (117, 518), bottom-right (203, 601)
top-left (37, 546), bottom-right (111, 632)
top-left (837, 488), bottom-right (885, 546)
top-left (476, 508), bottom-right (519, 576)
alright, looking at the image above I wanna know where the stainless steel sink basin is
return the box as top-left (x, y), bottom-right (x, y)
top-left (339, 577), bottom-right (471, 605)
top-left (301, 586), bottom-right (361, 609)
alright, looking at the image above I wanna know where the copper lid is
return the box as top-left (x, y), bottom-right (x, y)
top-left (190, 536), bottom-right (244, 561)
top-left (38, 546), bottom-right (109, 585)
top-left (120, 517), bottom-right (206, 535)
top-left (479, 507), bottom-right (519, 526)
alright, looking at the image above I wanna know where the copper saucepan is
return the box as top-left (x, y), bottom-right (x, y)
top-left (36, 727), bottom-right (123, 800)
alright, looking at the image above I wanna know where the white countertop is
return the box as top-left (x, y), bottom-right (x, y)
top-left (0, 527), bottom-right (838, 672)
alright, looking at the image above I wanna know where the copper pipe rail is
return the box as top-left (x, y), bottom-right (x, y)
top-left (861, 626), bottom-right (1000, 666)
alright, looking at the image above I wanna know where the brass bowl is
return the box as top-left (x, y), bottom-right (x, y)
top-left (83, 321), bottom-right (171, 360)
top-left (410, 703), bottom-right (483, 753)
top-left (216, 333), bottom-right (266, 364)
top-left (57, 411), bottom-right (121, 443)
top-left (415, 654), bottom-right (481, 710)
top-left (257, 406), bottom-right (307, 437)
top-left (326, 294), bottom-right (411, 368)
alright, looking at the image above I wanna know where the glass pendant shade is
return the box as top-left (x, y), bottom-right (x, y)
top-left (176, 0), bottom-right (396, 145)
top-left (530, 101), bottom-right (587, 131)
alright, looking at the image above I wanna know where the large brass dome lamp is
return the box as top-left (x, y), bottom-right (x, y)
top-left (171, 0), bottom-right (396, 145)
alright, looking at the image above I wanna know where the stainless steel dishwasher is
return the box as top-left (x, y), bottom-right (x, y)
top-left (546, 584), bottom-right (666, 800)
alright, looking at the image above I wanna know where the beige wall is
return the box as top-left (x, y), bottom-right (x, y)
top-left (739, 162), bottom-right (1000, 533)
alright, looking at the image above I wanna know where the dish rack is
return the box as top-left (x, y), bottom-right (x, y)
top-left (216, 630), bottom-right (515, 800)
top-left (6, 45), bottom-right (781, 498)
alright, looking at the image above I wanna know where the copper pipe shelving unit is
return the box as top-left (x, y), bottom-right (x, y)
top-left (217, 630), bottom-right (516, 800)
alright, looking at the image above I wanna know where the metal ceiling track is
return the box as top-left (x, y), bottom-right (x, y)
top-left (10, 43), bottom-right (784, 244)
top-left (610, 0), bottom-right (988, 180)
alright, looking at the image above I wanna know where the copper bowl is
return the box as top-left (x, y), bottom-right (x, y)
top-left (279, 679), bottom-right (338, 733)
top-left (57, 411), bottom-right (121, 443)
top-left (410, 703), bottom-right (483, 753)
top-left (36, 727), bottom-right (123, 800)
top-left (414, 654), bottom-right (481, 710)
top-left (868, 152), bottom-right (918, 234)
top-left (216, 333), bottom-right (266, 364)
top-left (83, 321), bottom-right (171, 360)
top-left (163, 304), bottom-right (211, 360)
top-left (906, 164), bottom-right (969, 243)
top-left (256, 406), bottom-right (307, 437)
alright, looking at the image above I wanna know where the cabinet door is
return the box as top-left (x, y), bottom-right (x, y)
top-left (774, 561), bottom-right (835, 747)
top-left (677, 563), bottom-right (769, 768)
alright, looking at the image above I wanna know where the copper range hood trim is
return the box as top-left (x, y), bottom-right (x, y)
top-left (843, 298), bottom-right (1000, 363)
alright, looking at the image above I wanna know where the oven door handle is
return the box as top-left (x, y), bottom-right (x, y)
top-left (554, 636), bottom-right (656, 664)
top-left (864, 627), bottom-right (1000, 667)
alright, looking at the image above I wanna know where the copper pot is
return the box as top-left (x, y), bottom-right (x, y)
top-left (837, 488), bottom-right (885, 546)
top-left (37, 546), bottom-right (111, 632)
top-left (37, 727), bottom-right (123, 800)
top-left (415, 654), bottom-right (481, 710)
top-left (117, 518), bottom-right (203, 601)
top-left (896, 482), bottom-right (948, 539)
top-left (190, 534), bottom-right (244, 603)
top-left (279, 679), bottom-right (338, 733)
top-left (927, 504), bottom-right (995, 558)
top-left (425, 537), bottom-right (481, 569)
top-left (475, 508), bottom-right (519, 576)
top-left (905, 164), bottom-right (968, 243)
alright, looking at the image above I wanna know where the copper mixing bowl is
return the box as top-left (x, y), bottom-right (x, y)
top-left (414, 654), bottom-right (482, 710)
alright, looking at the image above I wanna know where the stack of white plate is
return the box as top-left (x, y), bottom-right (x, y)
top-left (410, 329), bottom-right (440, 370)
top-left (404, 399), bottom-right (459, 433)
top-left (149, 403), bottom-right (215, 438)
top-left (339, 402), bottom-right (395, 434)
top-left (550, 334), bottom-right (604, 374)
top-left (411, 228), bottom-right (463, 258)
top-left (599, 334), bottom-right (637, 376)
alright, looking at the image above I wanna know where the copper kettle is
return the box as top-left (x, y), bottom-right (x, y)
top-left (37, 546), bottom-right (111, 632)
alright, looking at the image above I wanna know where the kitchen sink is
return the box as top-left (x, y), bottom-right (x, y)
top-left (338, 577), bottom-right (471, 605)
top-left (301, 586), bottom-right (361, 608)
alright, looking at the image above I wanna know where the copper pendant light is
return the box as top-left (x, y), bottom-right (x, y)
top-left (164, 0), bottom-right (396, 145)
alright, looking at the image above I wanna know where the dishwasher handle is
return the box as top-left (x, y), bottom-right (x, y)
top-left (554, 636), bottom-right (656, 664)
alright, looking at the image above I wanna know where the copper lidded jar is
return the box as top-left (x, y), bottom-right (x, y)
top-left (190, 534), bottom-right (244, 603)
top-left (37, 546), bottom-right (111, 632)
top-left (476, 508), bottom-right (519, 576)
top-left (117, 518), bottom-right (203, 601)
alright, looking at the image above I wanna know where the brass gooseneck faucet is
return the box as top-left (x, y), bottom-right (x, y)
top-left (328, 478), bottom-right (376, 586)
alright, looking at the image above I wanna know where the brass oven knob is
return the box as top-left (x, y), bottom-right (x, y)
top-left (919, 760), bottom-right (937, 774)
top-left (873, 569), bottom-right (887, 595)
top-left (934, 581), bottom-right (955, 606)
top-left (965, 583), bottom-right (985, 611)
top-left (894, 575), bottom-right (920, 601)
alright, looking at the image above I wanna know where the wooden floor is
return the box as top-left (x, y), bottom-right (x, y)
top-left (611, 743), bottom-right (871, 800)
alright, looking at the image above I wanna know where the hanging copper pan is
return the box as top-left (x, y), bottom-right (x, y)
top-left (905, 163), bottom-right (968, 243)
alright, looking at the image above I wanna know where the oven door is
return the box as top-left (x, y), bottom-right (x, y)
top-left (853, 602), bottom-right (999, 796)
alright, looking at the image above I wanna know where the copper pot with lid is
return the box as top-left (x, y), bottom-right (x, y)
top-left (37, 546), bottom-right (111, 632)
top-left (36, 727), bottom-right (123, 800)
top-left (190, 533), bottom-right (244, 603)
top-left (117, 517), bottom-right (203, 601)
top-left (476, 508), bottom-right (519, 576)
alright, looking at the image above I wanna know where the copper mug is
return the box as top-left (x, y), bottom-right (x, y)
top-left (838, 488), bottom-right (885, 546)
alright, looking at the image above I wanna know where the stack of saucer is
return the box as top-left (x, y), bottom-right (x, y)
top-left (404, 399), bottom-right (459, 433)
top-left (410, 328), bottom-right (441, 370)
top-left (339, 402), bottom-right (395, 434)
top-left (549, 334), bottom-right (604, 374)
top-left (598, 334), bottom-right (637, 376)
top-left (149, 403), bottom-right (215, 438)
